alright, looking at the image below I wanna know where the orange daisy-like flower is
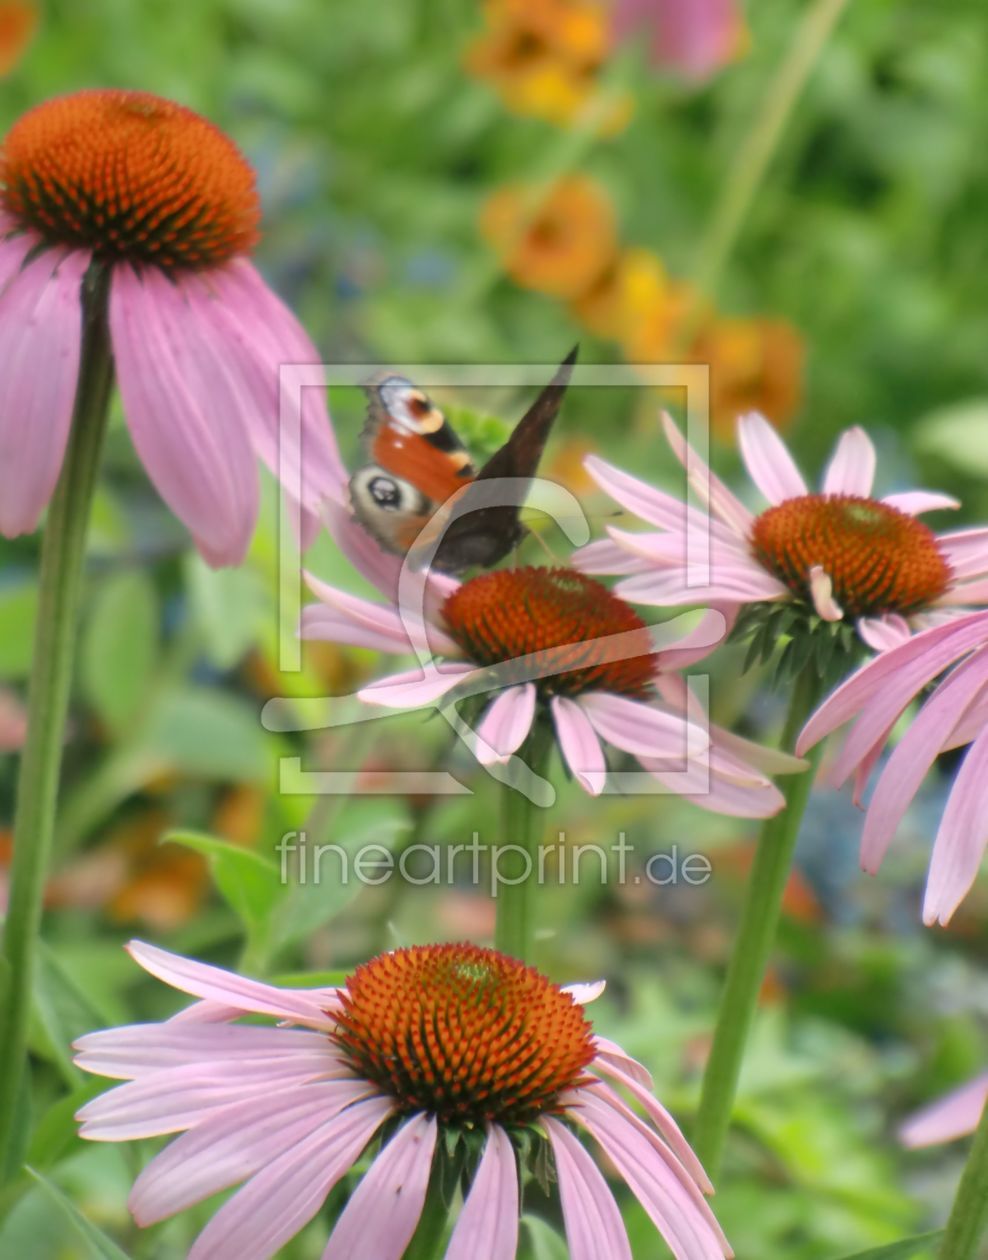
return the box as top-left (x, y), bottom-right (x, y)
top-left (570, 246), bottom-right (668, 341)
top-left (0, 1), bottom-right (37, 76)
top-left (694, 316), bottom-right (804, 440)
top-left (480, 174), bottom-right (618, 300)
top-left (466, 0), bottom-right (630, 130)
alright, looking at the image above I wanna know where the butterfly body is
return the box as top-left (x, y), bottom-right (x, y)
top-left (349, 348), bottom-right (577, 573)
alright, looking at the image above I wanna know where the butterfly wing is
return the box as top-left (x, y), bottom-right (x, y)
top-left (427, 345), bottom-right (578, 573)
top-left (349, 375), bottom-right (477, 556)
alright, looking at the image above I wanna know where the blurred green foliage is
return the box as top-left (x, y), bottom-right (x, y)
top-left (2, 0), bottom-right (988, 1256)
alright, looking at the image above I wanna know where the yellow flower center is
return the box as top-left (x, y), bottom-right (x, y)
top-left (0, 90), bottom-right (260, 268)
top-left (332, 943), bottom-right (595, 1125)
top-left (751, 494), bottom-right (951, 616)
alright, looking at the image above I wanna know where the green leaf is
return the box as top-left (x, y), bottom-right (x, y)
top-left (186, 554), bottom-right (265, 670)
top-left (27, 1080), bottom-right (106, 1173)
top-left (833, 1232), bottom-right (944, 1259)
top-left (523, 1215), bottom-right (569, 1260)
top-left (165, 829), bottom-right (280, 937)
top-left (0, 584), bottom-right (38, 680)
top-left (142, 687), bottom-right (270, 780)
top-left (32, 944), bottom-right (113, 1087)
top-left (24, 1167), bottom-right (130, 1260)
top-left (270, 803), bottom-right (411, 950)
top-left (80, 570), bottom-right (158, 732)
top-left (915, 398), bottom-right (988, 476)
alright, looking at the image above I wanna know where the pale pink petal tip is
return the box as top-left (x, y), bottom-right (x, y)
top-left (737, 411), bottom-right (808, 505)
top-left (809, 566), bottom-right (843, 622)
top-left (563, 980), bottom-right (607, 1006)
top-left (474, 684), bottom-right (537, 766)
top-left (900, 1075), bottom-right (988, 1148)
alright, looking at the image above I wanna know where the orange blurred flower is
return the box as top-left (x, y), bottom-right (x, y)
top-left (570, 246), bottom-right (668, 340)
top-left (694, 316), bottom-right (804, 439)
top-left (466, 0), bottom-right (630, 130)
top-left (481, 174), bottom-right (618, 299)
top-left (0, 1), bottom-right (37, 76)
top-left (621, 277), bottom-right (707, 364)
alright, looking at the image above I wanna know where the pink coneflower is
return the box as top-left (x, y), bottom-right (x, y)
top-left (0, 89), bottom-right (344, 564)
top-left (900, 1073), bottom-right (988, 1148)
top-left (300, 513), bottom-right (801, 815)
top-left (577, 412), bottom-right (988, 654)
top-left (797, 610), bottom-right (988, 925)
top-left (612, 0), bottom-right (746, 81)
top-left (76, 940), bottom-right (731, 1260)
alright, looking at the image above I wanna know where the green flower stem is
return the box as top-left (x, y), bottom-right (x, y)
top-left (692, 668), bottom-right (823, 1179)
top-left (0, 264), bottom-right (113, 1180)
top-left (493, 726), bottom-right (553, 963)
top-left (939, 1095), bottom-right (988, 1259)
top-left (681, 0), bottom-right (851, 342)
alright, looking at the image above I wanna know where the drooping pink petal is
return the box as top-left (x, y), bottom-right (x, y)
top-left (129, 1079), bottom-right (372, 1225)
top-left (186, 1094), bottom-right (393, 1260)
top-left (900, 1075), bottom-right (988, 1148)
top-left (641, 757), bottom-right (785, 818)
top-left (737, 412), bottom-right (807, 506)
top-left (73, 1022), bottom-right (334, 1081)
top-left (821, 427), bottom-right (876, 497)
top-left (856, 615), bottom-right (913, 653)
top-left (125, 940), bottom-right (339, 1026)
top-left (944, 671), bottom-right (988, 749)
top-left (796, 612), bottom-right (988, 757)
top-left (444, 1125), bottom-right (518, 1260)
top-left (660, 413), bottom-right (753, 537)
top-left (857, 648), bottom-right (988, 873)
top-left (937, 528), bottom-right (988, 580)
top-left (882, 491), bottom-right (960, 516)
top-left (77, 1058), bottom-right (348, 1141)
top-left (809, 566), bottom-right (843, 622)
top-left (110, 264), bottom-right (259, 566)
top-left (923, 725), bottom-right (988, 926)
top-left (357, 662), bottom-right (479, 709)
top-left (543, 1116), bottom-right (632, 1260)
top-left (301, 569), bottom-right (458, 656)
top-left (475, 684), bottom-right (536, 765)
top-left (552, 697), bottom-right (607, 794)
top-left (322, 1112), bottom-right (438, 1260)
top-left (0, 244), bottom-right (89, 536)
top-left (588, 1055), bottom-right (711, 1192)
top-left (581, 692), bottom-right (708, 760)
top-left (204, 259), bottom-right (348, 510)
top-left (581, 1080), bottom-right (720, 1225)
top-left (570, 1092), bottom-right (731, 1259)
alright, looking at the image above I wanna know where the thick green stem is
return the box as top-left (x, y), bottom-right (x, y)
top-left (493, 726), bottom-right (552, 963)
top-left (692, 669), bottom-right (823, 1179)
top-left (0, 264), bottom-right (113, 1179)
top-left (682, 0), bottom-right (851, 341)
top-left (939, 1096), bottom-right (988, 1259)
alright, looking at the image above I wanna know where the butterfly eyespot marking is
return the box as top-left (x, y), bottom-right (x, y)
top-left (368, 475), bottom-right (402, 509)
